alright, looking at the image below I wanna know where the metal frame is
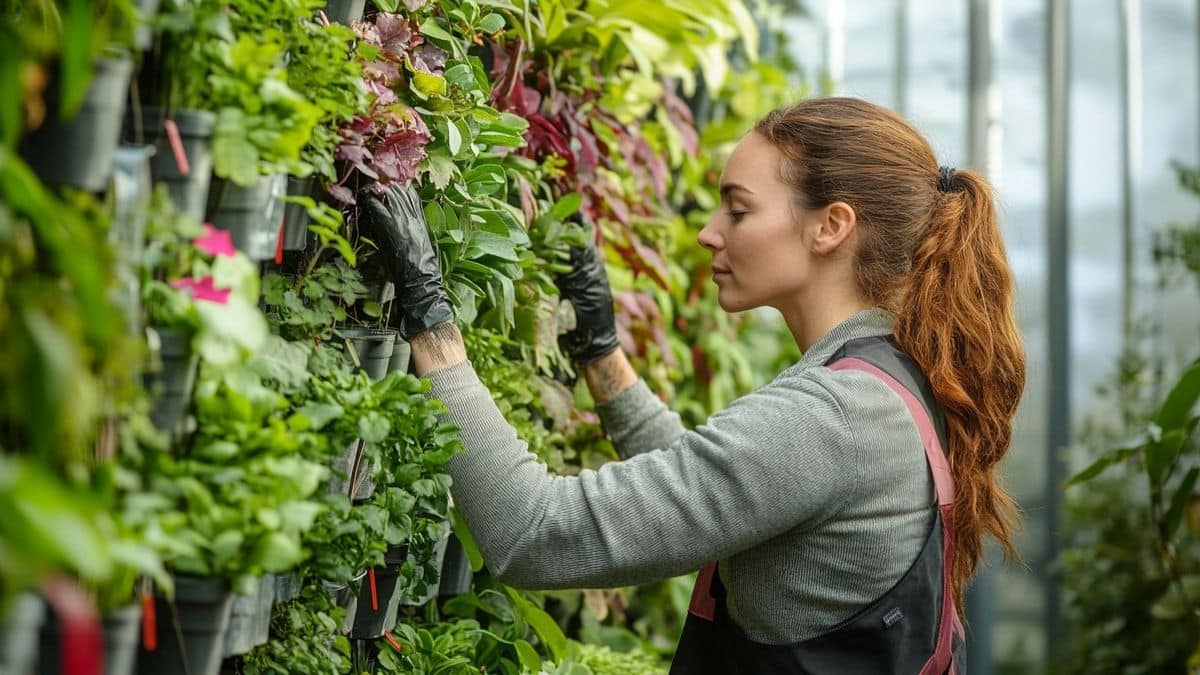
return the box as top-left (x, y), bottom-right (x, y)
top-left (1045, 0), bottom-right (1071, 661)
top-left (1118, 0), bottom-right (1143, 352)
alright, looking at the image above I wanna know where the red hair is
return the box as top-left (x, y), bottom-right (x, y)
top-left (756, 97), bottom-right (1025, 608)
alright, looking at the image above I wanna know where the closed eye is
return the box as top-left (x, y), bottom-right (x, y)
top-left (727, 210), bottom-right (748, 222)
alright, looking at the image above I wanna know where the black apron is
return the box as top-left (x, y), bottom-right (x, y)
top-left (670, 337), bottom-right (966, 674)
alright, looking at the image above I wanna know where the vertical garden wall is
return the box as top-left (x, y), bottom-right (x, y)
top-left (0, 1), bottom-right (804, 673)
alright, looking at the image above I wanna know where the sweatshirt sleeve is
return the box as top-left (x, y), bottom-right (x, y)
top-left (425, 360), bottom-right (858, 590)
top-left (594, 379), bottom-right (686, 459)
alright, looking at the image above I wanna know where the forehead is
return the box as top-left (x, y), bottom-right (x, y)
top-left (721, 132), bottom-right (787, 190)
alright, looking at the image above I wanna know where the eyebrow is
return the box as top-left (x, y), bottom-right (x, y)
top-left (719, 182), bottom-right (754, 197)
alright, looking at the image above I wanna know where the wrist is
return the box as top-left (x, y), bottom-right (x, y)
top-left (410, 320), bottom-right (468, 376)
top-left (581, 348), bottom-right (637, 403)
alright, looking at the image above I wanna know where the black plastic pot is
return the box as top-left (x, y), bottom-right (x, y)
top-left (323, 0), bottom-right (366, 24)
top-left (19, 56), bottom-right (134, 191)
top-left (206, 175), bottom-right (285, 261)
top-left (281, 175), bottom-right (316, 251)
top-left (401, 522), bottom-right (452, 607)
top-left (438, 534), bottom-right (474, 597)
top-left (349, 547), bottom-right (405, 639)
top-left (338, 327), bottom-right (396, 382)
top-left (144, 326), bottom-right (198, 442)
top-left (126, 106), bottom-right (217, 223)
top-left (221, 575), bottom-right (273, 657)
top-left (0, 594), bottom-right (44, 675)
top-left (137, 575), bottom-right (234, 675)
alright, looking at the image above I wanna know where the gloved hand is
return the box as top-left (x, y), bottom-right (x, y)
top-left (359, 185), bottom-right (454, 341)
top-left (555, 239), bottom-right (621, 366)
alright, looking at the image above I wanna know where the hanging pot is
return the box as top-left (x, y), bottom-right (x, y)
top-left (221, 575), bottom-right (274, 657)
top-left (274, 572), bottom-right (301, 606)
top-left (137, 575), bottom-right (233, 675)
top-left (19, 56), bottom-right (134, 191)
top-left (337, 327), bottom-right (396, 382)
top-left (205, 174), bottom-right (285, 261)
top-left (134, 0), bottom-right (163, 50)
top-left (0, 594), bottom-right (44, 675)
top-left (101, 603), bottom-right (142, 675)
top-left (437, 533), bottom-right (474, 597)
top-left (144, 326), bottom-right (198, 443)
top-left (281, 175), bottom-right (317, 251)
top-left (387, 336), bottom-right (412, 375)
top-left (321, 577), bottom-right (362, 635)
top-left (400, 521), bottom-right (453, 607)
top-left (125, 106), bottom-right (216, 223)
top-left (323, 0), bottom-right (366, 24)
top-left (349, 546), bottom-right (405, 639)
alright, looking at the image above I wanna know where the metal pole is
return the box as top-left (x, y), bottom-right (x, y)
top-left (1118, 0), bottom-right (1142, 353)
top-left (1045, 0), bottom-right (1071, 663)
top-left (895, 0), bottom-right (909, 116)
top-left (965, 1), bottom-right (997, 672)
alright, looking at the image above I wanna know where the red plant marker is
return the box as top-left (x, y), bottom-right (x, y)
top-left (369, 568), bottom-right (379, 610)
top-left (163, 119), bottom-right (190, 175)
top-left (274, 212), bottom-right (286, 264)
top-left (141, 592), bottom-right (157, 651)
top-left (384, 631), bottom-right (403, 651)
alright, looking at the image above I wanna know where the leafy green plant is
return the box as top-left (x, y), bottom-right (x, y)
top-left (244, 583), bottom-right (353, 674)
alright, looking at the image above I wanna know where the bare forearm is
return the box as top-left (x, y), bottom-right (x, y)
top-left (411, 321), bottom-right (469, 376)
top-left (581, 349), bottom-right (638, 403)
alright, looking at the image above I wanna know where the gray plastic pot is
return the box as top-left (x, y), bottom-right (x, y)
top-left (323, 0), bottom-right (366, 24)
top-left (20, 56), bottom-right (134, 191)
top-left (400, 521), bottom-right (453, 607)
top-left (144, 326), bottom-right (198, 442)
top-left (321, 578), bottom-right (361, 635)
top-left (206, 174), bottom-right (285, 261)
top-left (0, 594), bottom-right (44, 675)
top-left (281, 175), bottom-right (316, 251)
top-left (126, 106), bottom-right (216, 222)
top-left (137, 576), bottom-right (234, 675)
top-left (134, 0), bottom-right (163, 49)
top-left (387, 336), bottom-right (412, 375)
top-left (274, 572), bottom-right (301, 605)
top-left (338, 327), bottom-right (396, 382)
top-left (221, 575), bottom-right (274, 657)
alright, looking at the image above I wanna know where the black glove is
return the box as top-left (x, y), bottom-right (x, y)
top-left (556, 241), bottom-right (620, 366)
top-left (359, 185), bottom-right (454, 341)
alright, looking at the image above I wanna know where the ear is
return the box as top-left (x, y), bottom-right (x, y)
top-left (810, 201), bottom-right (857, 255)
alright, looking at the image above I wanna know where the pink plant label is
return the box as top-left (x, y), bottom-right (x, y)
top-left (194, 224), bottom-right (238, 258)
top-left (163, 119), bottom-right (190, 176)
top-left (171, 276), bottom-right (232, 305)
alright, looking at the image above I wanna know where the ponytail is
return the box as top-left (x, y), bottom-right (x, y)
top-left (756, 98), bottom-right (1026, 610)
top-left (894, 169), bottom-right (1025, 607)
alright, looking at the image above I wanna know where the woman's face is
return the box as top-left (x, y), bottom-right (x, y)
top-left (697, 132), bottom-right (819, 314)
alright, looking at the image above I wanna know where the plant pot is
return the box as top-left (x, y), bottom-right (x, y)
top-left (144, 326), bottom-right (198, 442)
top-left (205, 174), bottom-right (286, 261)
top-left (438, 533), bottom-right (474, 597)
top-left (323, 0), bottom-right (366, 24)
top-left (281, 175), bottom-right (317, 251)
top-left (349, 550), bottom-right (404, 639)
top-left (329, 440), bottom-right (375, 500)
top-left (40, 603), bottom-right (141, 675)
top-left (134, 0), bottom-right (163, 50)
top-left (126, 106), bottom-right (217, 223)
top-left (274, 572), bottom-right (301, 605)
top-left (137, 575), bottom-right (234, 675)
top-left (19, 56), bottom-right (135, 191)
top-left (0, 594), bottom-right (44, 675)
top-left (400, 521), bottom-right (453, 607)
top-left (221, 576), bottom-right (273, 657)
top-left (321, 579), bottom-right (360, 635)
top-left (387, 336), bottom-right (412, 375)
top-left (338, 327), bottom-right (396, 382)
top-left (112, 144), bottom-right (157, 340)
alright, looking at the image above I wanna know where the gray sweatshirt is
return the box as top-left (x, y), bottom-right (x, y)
top-left (426, 308), bottom-right (934, 644)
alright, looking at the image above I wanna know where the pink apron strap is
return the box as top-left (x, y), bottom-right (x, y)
top-left (828, 358), bottom-right (960, 675)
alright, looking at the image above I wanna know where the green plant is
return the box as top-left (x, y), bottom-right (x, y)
top-left (244, 583), bottom-right (352, 674)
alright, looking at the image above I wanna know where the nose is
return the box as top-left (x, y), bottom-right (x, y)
top-left (697, 214), bottom-right (722, 251)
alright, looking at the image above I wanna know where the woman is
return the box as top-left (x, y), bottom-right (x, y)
top-left (362, 96), bottom-right (1025, 673)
